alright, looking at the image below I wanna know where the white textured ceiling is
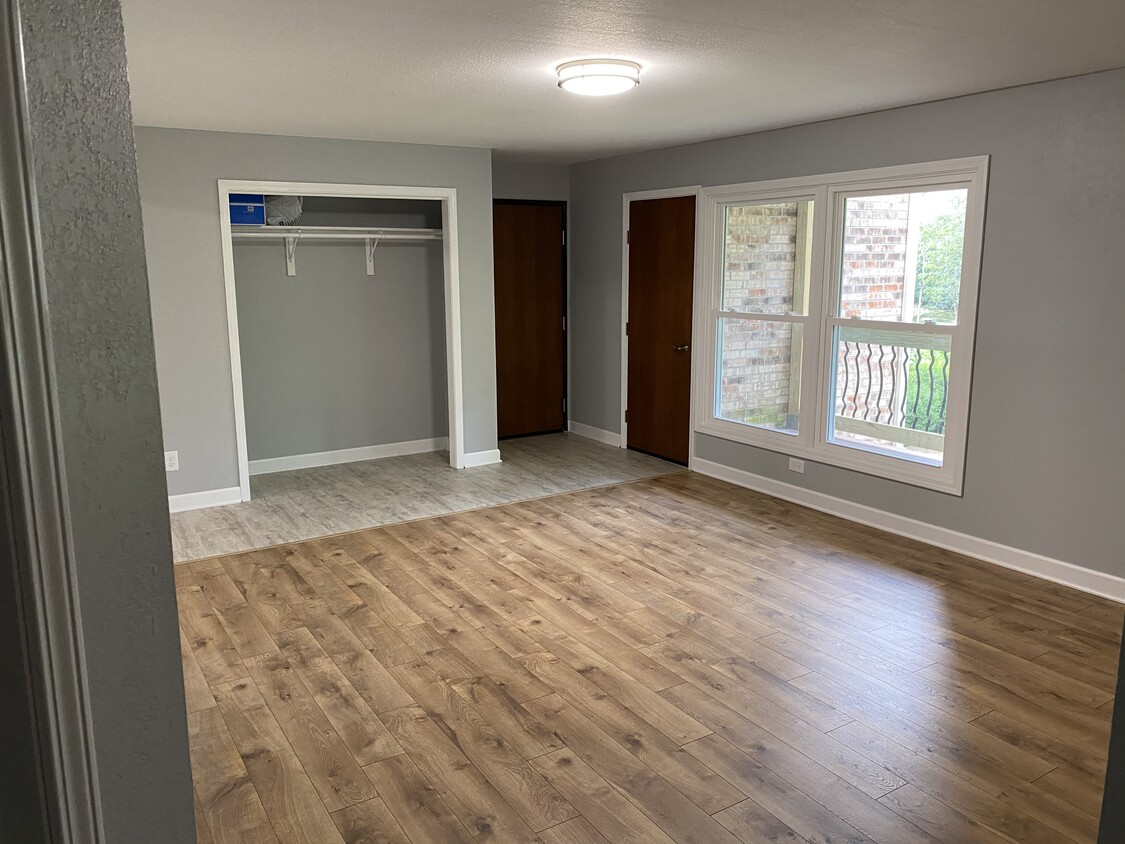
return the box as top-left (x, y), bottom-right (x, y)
top-left (121, 0), bottom-right (1125, 163)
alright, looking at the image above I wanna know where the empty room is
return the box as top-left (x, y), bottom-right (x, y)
top-left (2, 2), bottom-right (1124, 844)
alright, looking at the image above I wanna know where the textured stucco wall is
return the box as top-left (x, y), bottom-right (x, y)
top-left (18, 0), bottom-right (195, 839)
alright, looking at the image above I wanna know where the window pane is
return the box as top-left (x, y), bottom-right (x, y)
top-left (838, 188), bottom-right (968, 324)
top-left (722, 200), bottom-right (813, 315)
top-left (716, 317), bottom-right (803, 434)
top-left (829, 325), bottom-right (951, 464)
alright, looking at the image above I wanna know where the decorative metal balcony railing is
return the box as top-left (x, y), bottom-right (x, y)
top-left (833, 327), bottom-right (950, 454)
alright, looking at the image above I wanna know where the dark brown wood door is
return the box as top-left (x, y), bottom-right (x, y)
top-left (493, 201), bottom-right (567, 438)
top-left (627, 195), bottom-right (696, 464)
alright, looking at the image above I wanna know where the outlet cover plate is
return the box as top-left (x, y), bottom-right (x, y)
top-left (788, 457), bottom-right (805, 474)
top-left (164, 451), bottom-right (179, 472)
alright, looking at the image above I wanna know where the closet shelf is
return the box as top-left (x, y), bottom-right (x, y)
top-left (230, 225), bottom-right (443, 277)
top-left (230, 224), bottom-right (442, 242)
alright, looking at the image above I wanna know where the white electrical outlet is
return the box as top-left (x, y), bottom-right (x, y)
top-left (788, 457), bottom-right (805, 474)
top-left (164, 451), bottom-right (179, 472)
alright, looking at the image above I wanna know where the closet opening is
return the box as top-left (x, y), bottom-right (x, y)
top-left (217, 180), bottom-right (465, 503)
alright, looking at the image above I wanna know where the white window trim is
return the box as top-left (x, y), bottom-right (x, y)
top-left (694, 156), bottom-right (990, 495)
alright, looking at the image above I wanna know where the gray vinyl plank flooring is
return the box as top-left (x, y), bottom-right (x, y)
top-left (170, 433), bottom-right (681, 562)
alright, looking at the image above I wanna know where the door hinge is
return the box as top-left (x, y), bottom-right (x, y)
top-left (626, 230), bottom-right (630, 244)
top-left (625, 322), bottom-right (629, 336)
top-left (562, 230), bottom-right (567, 246)
top-left (624, 409), bottom-right (629, 422)
top-left (563, 398), bottom-right (567, 412)
top-left (562, 316), bottom-right (566, 332)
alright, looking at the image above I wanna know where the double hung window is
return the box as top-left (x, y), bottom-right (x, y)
top-left (697, 157), bottom-right (988, 493)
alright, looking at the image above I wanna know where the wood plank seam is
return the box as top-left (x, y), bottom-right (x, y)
top-left (177, 474), bottom-right (1121, 844)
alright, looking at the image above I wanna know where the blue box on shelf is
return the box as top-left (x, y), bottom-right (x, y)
top-left (229, 193), bottom-right (265, 225)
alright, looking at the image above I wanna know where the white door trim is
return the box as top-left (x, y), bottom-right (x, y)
top-left (620, 186), bottom-right (701, 464)
top-left (0, 5), bottom-right (106, 834)
top-left (217, 179), bottom-right (466, 502)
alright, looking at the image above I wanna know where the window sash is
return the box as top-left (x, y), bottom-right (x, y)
top-left (829, 182), bottom-right (974, 326)
top-left (719, 197), bottom-right (815, 318)
top-left (822, 322), bottom-right (957, 467)
top-left (715, 309), bottom-right (807, 323)
top-left (712, 314), bottom-right (808, 437)
top-left (702, 187), bottom-right (827, 452)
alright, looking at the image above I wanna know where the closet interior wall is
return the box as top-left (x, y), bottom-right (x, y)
top-left (232, 196), bottom-right (448, 471)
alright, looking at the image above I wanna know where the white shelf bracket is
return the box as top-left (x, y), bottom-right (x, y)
top-left (284, 233), bottom-right (299, 277)
top-left (365, 236), bottom-right (379, 276)
top-left (229, 225), bottom-right (441, 279)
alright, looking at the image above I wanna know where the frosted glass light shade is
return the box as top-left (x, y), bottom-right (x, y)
top-left (556, 59), bottom-right (641, 96)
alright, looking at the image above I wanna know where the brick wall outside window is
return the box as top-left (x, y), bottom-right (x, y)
top-left (718, 196), bottom-right (911, 429)
top-left (719, 203), bottom-right (800, 426)
top-left (836, 196), bottom-right (909, 420)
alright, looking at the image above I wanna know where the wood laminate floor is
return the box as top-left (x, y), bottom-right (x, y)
top-left (177, 472), bottom-right (1122, 844)
top-left (171, 433), bottom-right (679, 562)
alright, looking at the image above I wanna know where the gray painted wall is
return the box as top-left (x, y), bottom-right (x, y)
top-left (235, 239), bottom-right (447, 460)
top-left (18, 0), bottom-right (195, 838)
top-left (297, 196), bottom-right (444, 228)
top-left (569, 69), bottom-right (1125, 578)
top-left (135, 127), bottom-right (496, 496)
top-left (492, 158), bottom-right (570, 201)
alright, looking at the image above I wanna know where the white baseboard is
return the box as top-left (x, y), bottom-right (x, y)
top-left (248, 437), bottom-right (448, 476)
top-left (569, 421), bottom-right (622, 447)
top-left (168, 486), bottom-right (242, 514)
top-left (461, 449), bottom-right (502, 468)
top-left (691, 457), bottom-right (1125, 604)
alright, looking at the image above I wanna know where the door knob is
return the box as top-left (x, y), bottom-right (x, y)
top-left (672, 344), bottom-right (690, 351)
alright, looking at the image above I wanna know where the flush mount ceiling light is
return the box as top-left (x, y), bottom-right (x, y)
top-left (556, 59), bottom-right (641, 96)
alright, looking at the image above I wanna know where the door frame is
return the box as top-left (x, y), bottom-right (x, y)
top-left (492, 198), bottom-right (569, 436)
top-left (1, 1), bottom-right (106, 837)
top-left (218, 179), bottom-right (466, 502)
top-left (620, 186), bottom-right (702, 465)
